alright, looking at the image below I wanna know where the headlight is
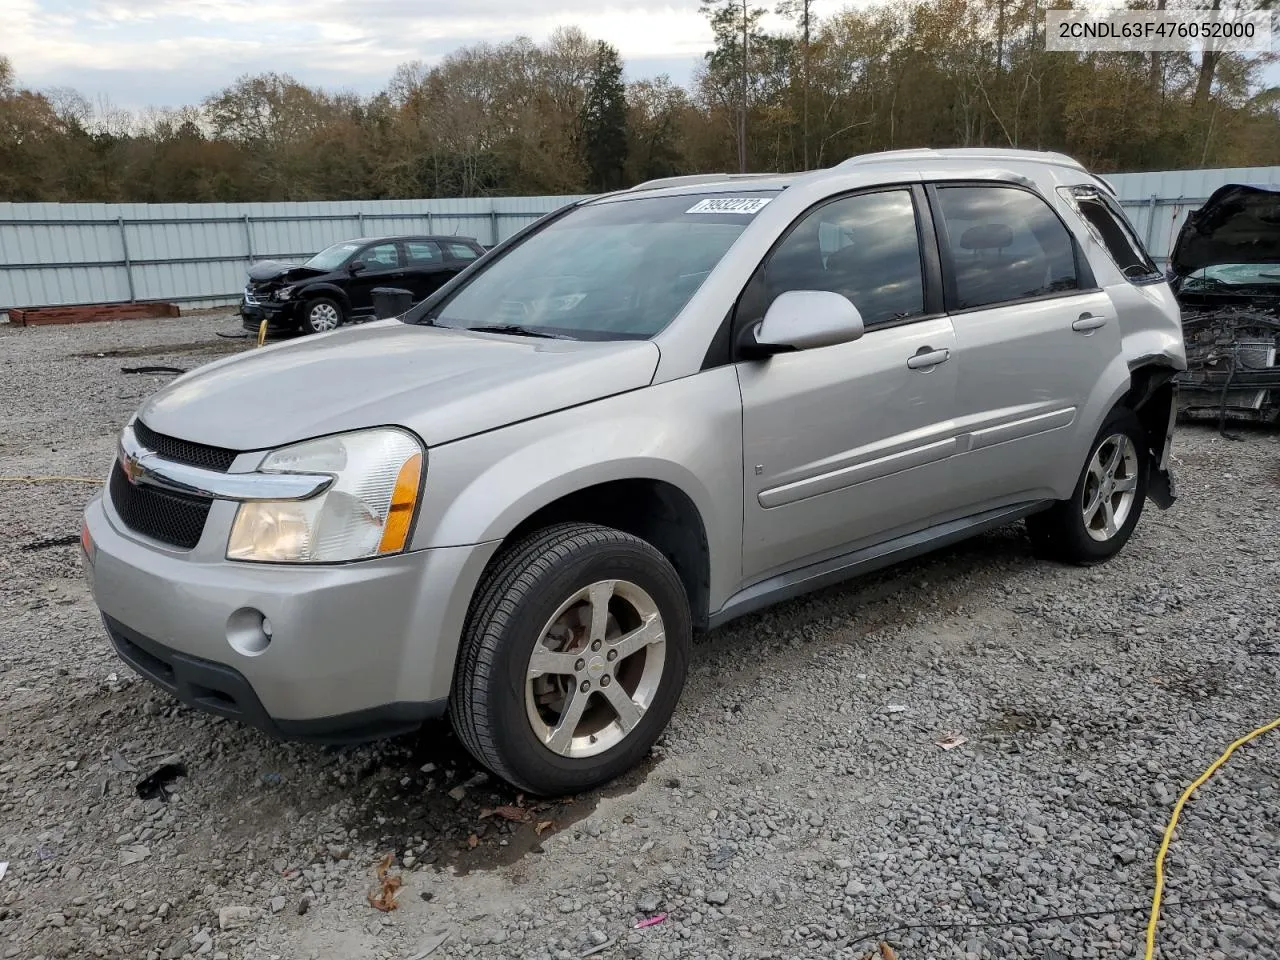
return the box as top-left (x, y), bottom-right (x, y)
top-left (227, 428), bottom-right (424, 563)
top-left (276, 285), bottom-right (295, 300)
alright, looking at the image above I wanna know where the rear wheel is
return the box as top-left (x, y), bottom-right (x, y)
top-left (1027, 407), bottom-right (1149, 565)
top-left (449, 523), bottom-right (690, 796)
top-left (303, 297), bottom-right (343, 334)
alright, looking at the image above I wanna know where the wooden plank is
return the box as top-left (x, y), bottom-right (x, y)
top-left (9, 302), bottom-right (181, 327)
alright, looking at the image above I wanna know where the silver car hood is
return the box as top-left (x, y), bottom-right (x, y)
top-left (136, 322), bottom-right (660, 451)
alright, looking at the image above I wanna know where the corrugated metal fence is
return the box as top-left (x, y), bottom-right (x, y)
top-left (1107, 166), bottom-right (1280, 270)
top-left (2, 164), bottom-right (1278, 316)
top-left (0, 195), bottom-right (588, 315)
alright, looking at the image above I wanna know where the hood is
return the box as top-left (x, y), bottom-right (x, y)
top-left (247, 259), bottom-right (325, 283)
top-left (135, 322), bottom-right (661, 451)
top-left (1169, 183), bottom-right (1280, 277)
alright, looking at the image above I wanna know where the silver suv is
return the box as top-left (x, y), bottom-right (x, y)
top-left (82, 149), bottom-right (1185, 796)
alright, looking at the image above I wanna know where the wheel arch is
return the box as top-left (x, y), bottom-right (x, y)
top-left (497, 478), bottom-right (713, 629)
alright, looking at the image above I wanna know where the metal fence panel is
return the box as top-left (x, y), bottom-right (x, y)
top-left (3, 166), bottom-right (1280, 315)
top-left (0, 195), bottom-right (589, 314)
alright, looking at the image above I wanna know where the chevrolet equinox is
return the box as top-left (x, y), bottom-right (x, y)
top-left (82, 149), bottom-right (1186, 796)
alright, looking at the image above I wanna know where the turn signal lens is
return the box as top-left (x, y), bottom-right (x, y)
top-left (377, 452), bottom-right (423, 554)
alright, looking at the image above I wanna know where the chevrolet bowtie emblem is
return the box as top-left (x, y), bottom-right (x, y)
top-left (120, 451), bottom-right (144, 484)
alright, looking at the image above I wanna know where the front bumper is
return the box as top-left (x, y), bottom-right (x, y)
top-left (83, 492), bottom-right (501, 742)
top-left (240, 298), bottom-right (299, 332)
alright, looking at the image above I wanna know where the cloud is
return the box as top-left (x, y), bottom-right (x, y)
top-left (6, 0), bottom-right (730, 107)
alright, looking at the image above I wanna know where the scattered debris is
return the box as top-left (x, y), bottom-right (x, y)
top-left (367, 853), bottom-right (402, 912)
top-left (406, 929), bottom-right (451, 959)
top-left (121, 365), bottom-right (186, 375)
top-left (216, 330), bottom-right (251, 339)
top-left (935, 732), bottom-right (968, 750)
top-left (218, 905), bottom-right (255, 930)
top-left (447, 786), bottom-right (467, 802)
top-left (880, 943), bottom-right (898, 960)
top-left (297, 897), bottom-right (311, 916)
top-left (19, 534), bottom-right (81, 552)
top-left (634, 913), bottom-right (667, 929)
top-left (261, 772), bottom-right (282, 786)
top-left (479, 804), bottom-right (529, 822)
top-left (0, 862), bottom-right (7, 882)
top-left (119, 844), bottom-right (151, 866)
top-left (535, 820), bottom-right (554, 836)
top-left (580, 936), bottom-right (617, 957)
top-left (885, 705), bottom-right (908, 714)
top-left (465, 834), bottom-right (479, 849)
top-left (35, 844), bottom-right (57, 861)
top-left (136, 760), bottom-right (187, 801)
top-left (269, 896), bottom-right (286, 915)
top-left (109, 749), bottom-right (138, 774)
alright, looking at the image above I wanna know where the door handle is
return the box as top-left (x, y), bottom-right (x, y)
top-left (1072, 313), bottom-right (1108, 333)
top-left (907, 348), bottom-right (950, 370)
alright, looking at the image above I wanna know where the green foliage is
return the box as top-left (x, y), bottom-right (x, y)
top-left (0, 2), bottom-right (1276, 203)
top-left (580, 42), bottom-right (629, 191)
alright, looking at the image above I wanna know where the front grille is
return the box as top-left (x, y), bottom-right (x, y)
top-left (132, 420), bottom-right (237, 472)
top-left (109, 462), bottom-right (211, 550)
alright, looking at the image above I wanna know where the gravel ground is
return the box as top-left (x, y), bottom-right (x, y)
top-left (2, 313), bottom-right (1279, 960)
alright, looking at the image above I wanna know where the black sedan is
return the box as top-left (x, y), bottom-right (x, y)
top-left (240, 235), bottom-right (487, 335)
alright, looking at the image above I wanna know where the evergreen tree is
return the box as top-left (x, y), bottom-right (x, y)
top-left (580, 42), bottom-right (629, 191)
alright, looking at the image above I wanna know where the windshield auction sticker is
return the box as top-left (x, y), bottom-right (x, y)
top-left (1045, 9), bottom-right (1271, 52)
top-left (686, 197), bottom-right (773, 215)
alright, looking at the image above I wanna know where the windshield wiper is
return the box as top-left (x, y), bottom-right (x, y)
top-left (464, 323), bottom-right (572, 340)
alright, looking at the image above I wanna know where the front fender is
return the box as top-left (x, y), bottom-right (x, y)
top-left (295, 282), bottom-right (351, 311)
top-left (411, 368), bottom-right (745, 611)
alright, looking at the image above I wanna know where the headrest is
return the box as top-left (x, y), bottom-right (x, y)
top-left (959, 223), bottom-right (1013, 251)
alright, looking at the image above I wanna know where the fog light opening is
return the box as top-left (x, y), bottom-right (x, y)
top-left (227, 608), bottom-right (272, 657)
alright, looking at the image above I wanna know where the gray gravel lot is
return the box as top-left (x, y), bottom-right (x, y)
top-left (2, 313), bottom-right (1279, 960)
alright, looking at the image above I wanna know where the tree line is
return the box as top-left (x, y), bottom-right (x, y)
top-left (1, 0), bottom-right (1277, 204)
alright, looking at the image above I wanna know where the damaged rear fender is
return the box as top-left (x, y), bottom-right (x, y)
top-left (1125, 362), bottom-right (1180, 509)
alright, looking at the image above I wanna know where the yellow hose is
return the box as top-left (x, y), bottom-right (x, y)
top-left (0, 476), bottom-right (101, 484)
top-left (1145, 716), bottom-right (1280, 958)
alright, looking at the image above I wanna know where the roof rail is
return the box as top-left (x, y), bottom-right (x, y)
top-left (627, 172), bottom-right (786, 192)
top-left (836, 147), bottom-right (1088, 173)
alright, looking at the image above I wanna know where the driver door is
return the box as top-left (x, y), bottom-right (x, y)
top-left (736, 186), bottom-right (965, 583)
top-left (346, 241), bottom-right (405, 317)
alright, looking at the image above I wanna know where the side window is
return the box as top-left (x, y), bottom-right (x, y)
top-left (356, 242), bottom-right (401, 271)
top-left (760, 189), bottom-right (925, 327)
top-left (404, 241), bottom-right (444, 265)
top-left (1060, 186), bottom-right (1161, 281)
top-left (934, 185), bottom-right (1079, 310)
top-left (445, 242), bottom-right (480, 261)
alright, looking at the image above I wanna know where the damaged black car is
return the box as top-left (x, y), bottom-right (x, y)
top-left (1169, 183), bottom-right (1280, 425)
top-left (241, 234), bottom-right (487, 335)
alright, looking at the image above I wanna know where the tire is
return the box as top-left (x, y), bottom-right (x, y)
top-left (449, 522), bottom-right (691, 796)
top-left (1027, 406), bottom-right (1149, 565)
top-left (302, 297), bottom-right (343, 334)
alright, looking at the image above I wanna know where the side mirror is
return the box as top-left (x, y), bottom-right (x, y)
top-left (746, 290), bottom-right (865, 357)
top-left (348, 261), bottom-right (367, 275)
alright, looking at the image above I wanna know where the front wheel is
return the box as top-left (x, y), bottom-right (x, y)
top-left (1027, 407), bottom-right (1149, 565)
top-left (302, 297), bottom-right (343, 334)
top-left (449, 523), bottom-right (691, 796)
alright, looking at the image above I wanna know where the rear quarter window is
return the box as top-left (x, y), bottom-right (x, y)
top-left (1059, 185), bottom-right (1162, 282)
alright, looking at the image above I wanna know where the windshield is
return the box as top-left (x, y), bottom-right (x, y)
top-left (305, 241), bottom-right (362, 272)
top-left (1185, 263), bottom-right (1280, 287)
top-left (415, 192), bottom-right (775, 340)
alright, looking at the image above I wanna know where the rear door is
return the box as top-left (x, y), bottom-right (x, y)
top-left (737, 185), bottom-right (966, 583)
top-left (400, 240), bottom-right (453, 300)
top-left (926, 181), bottom-right (1122, 510)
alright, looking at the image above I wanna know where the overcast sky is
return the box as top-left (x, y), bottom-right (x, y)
top-left (6, 0), bottom-right (1276, 112)
top-left (6, 0), bottom-right (738, 109)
